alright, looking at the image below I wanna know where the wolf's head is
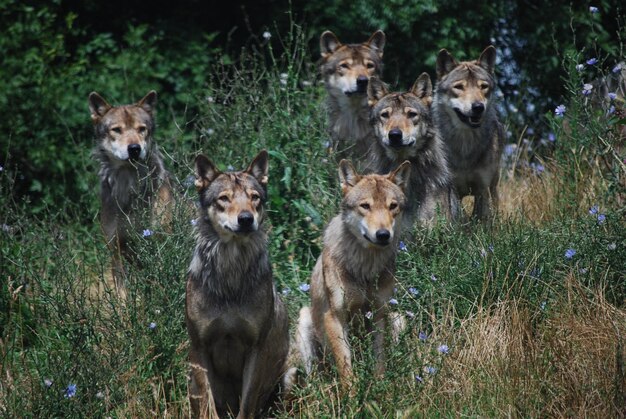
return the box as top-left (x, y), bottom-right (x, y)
top-left (89, 91), bottom-right (157, 163)
top-left (320, 30), bottom-right (385, 100)
top-left (368, 73), bottom-right (434, 160)
top-left (338, 160), bottom-right (410, 248)
top-left (435, 46), bottom-right (497, 129)
top-left (194, 151), bottom-right (269, 242)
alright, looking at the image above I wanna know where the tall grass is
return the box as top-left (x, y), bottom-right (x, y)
top-left (1, 23), bottom-right (624, 417)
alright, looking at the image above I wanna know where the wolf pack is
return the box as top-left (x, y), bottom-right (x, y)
top-left (89, 30), bottom-right (504, 418)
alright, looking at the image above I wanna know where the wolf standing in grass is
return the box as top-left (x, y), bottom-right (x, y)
top-left (367, 73), bottom-right (453, 230)
top-left (89, 90), bottom-right (173, 296)
top-left (433, 46), bottom-right (504, 221)
top-left (186, 150), bottom-right (289, 418)
top-left (320, 30), bottom-right (385, 161)
top-left (296, 160), bottom-right (410, 393)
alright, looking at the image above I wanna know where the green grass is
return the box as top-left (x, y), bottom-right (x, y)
top-left (1, 27), bottom-right (624, 418)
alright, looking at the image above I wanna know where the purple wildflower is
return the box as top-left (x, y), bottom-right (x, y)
top-left (589, 6), bottom-right (599, 13)
top-left (64, 384), bottom-right (77, 398)
top-left (142, 229), bottom-right (153, 237)
top-left (438, 344), bottom-right (450, 354)
top-left (565, 248), bottom-right (576, 259)
top-left (582, 83), bottom-right (593, 96)
top-left (555, 104), bottom-right (566, 117)
top-left (586, 58), bottom-right (598, 65)
top-left (418, 331), bottom-right (428, 341)
top-left (299, 283), bottom-right (310, 292)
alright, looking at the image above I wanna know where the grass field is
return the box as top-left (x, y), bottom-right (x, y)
top-left (1, 30), bottom-right (624, 418)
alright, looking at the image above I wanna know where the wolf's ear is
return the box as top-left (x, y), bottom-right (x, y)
top-left (338, 159), bottom-right (360, 194)
top-left (320, 31), bottom-right (341, 59)
top-left (368, 77), bottom-right (388, 105)
top-left (246, 150), bottom-right (269, 187)
top-left (88, 92), bottom-right (112, 122)
top-left (436, 49), bottom-right (458, 80)
top-left (137, 90), bottom-right (158, 114)
top-left (388, 161), bottom-right (411, 192)
top-left (194, 154), bottom-right (220, 191)
top-left (410, 72), bottom-right (433, 106)
top-left (367, 30), bottom-right (385, 58)
top-left (478, 45), bottom-right (496, 74)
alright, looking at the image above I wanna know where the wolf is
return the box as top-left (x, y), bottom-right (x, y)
top-left (89, 90), bottom-right (173, 296)
top-left (366, 73), bottom-right (453, 230)
top-left (433, 45), bottom-right (504, 221)
top-left (295, 159), bottom-right (411, 393)
top-left (320, 30), bottom-right (385, 161)
top-left (186, 150), bottom-right (290, 418)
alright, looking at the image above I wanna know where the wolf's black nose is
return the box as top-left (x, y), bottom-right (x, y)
top-left (238, 211), bottom-right (254, 229)
top-left (128, 144), bottom-right (141, 159)
top-left (388, 129), bottom-right (403, 146)
top-left (471, 102), bottom-right (485, 115)
top-left (356, 76), bottom-right (369, 92)
top-left (375, 229), bottom-right (391, 243)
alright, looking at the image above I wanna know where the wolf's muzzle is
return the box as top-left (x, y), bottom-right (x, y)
top-left (128, 144), bottom-right (142, 160)
top-left (237, 211), bottom-right (255, 232)
top-left (356, 76), bottom-right (369, 93)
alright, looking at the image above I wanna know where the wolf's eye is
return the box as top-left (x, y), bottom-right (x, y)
top-left (389, 202), bottom-right (398, 210)
top-left (218, 195), bottom-right (230, 203)
top-left (407, 111), bottom-right (418, 118)
top-left (137, 126), bottom-right (147, 134)
top-left (453, 83), bottom-right (464, 90)
top-left (111, 127), bottom-right (122, 134)
top-left (340, 63), bottom-right (350, 69)
top-left (380, 111), bottom-right (390, 119)
top-left (251, 193), bottom-right (260, 201)
top-left (480, 83), bottom-right (489, 90)
top-left (360, 203), bottom-right (371, 210)
top-left (366, 62), bottom-right (375, 69)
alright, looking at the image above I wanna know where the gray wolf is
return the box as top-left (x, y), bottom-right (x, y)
top-left (295, 159), bottom-right (410, 393)
top-left (433, 46), bottom-right (504, 221)
top-left (186, 150), bottom-right (290, 418)
top-left (89, 90), bottom-right (173, 296)
top-left (366, 73), bottom-right (454, 230)
top-left (320, 30), bottom-right (385, 161)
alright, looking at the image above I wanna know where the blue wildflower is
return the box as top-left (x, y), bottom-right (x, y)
top-left (589, 6), bottom-right (599, 13)
top-left (190, 219), bottom-right (197, 226)
top-left (555, 105), bottom-right (566, 117)
top-left (405, 310), bottom-right (415, 318)
top-left (608, 92), bottom-right (617, 101)
top-left (438, 344), bottom-right (450, 354)
top-left (582, 83), bottom-right (593, 96)
top-left (398, 241), bottom-right (408, 252)
top-left (589, 205), bottom-right (599, 215)
top-left (430, 274), bottom-right (437, 281)
top-left (44, 378), bottom-right (53, 388)
top-left (418, 331), bottom-right (428, 341)
top-left (64, 383), bottom-right (77, 398)
top-left (565, 248), bottom-right (576, 259)
top-left (608, 105), bottom-right (616, 115)
top-left (149, 322), bottom-right (156, 330)
top-left (613, 63), bottom-right (623, 73)
top-left (504, 143), bottom-right (517, 157)
top-left (530, 162), bottom-right (545, 174)
top-left (426, 366), bottom-right (437, 375)
top-left (389, 298), bottom-right (398, 305)
top-left (299, 283), bottom-right (310, 292)
top-left (408, 287), bottom-right (419, 296)
top-left (597, 214), bottom-right (606, 224)
top-left (415, 374), bottom-right (424, 383)
top-left (586, 58), bottom-right (598, 65)
top-left (548, 132), bottom-right (556, 142)
top-left (142, 229), bottom-right (153, 237)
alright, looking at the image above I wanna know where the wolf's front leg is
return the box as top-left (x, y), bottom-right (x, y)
top-left (189, 349), bottom-right (218, 419)
top-left (323, 310), bottom-right (353, 391)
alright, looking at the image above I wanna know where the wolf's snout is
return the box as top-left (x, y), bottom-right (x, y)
top-left (237, 211), bottom-right (254, 230)
top-left (375, 229), bottom-right (391, 244)
top-left (471, 102), bottom-right (485, 116)
top-left (388, 129), bottom-right (403, 146)
top-left (127, 144), bottom-right (142, 160)
top-left (356, 76), bottom-right (369, 92)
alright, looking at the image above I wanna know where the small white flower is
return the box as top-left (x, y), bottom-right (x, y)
top-left (206, 96), bottom-right (214, 103)
top-left (206, 128), bottom-right (215, 136)
top-left (576, 64), bottom-right (585, 71)
top-left (262, 31), bottom-right (271, 40)
top-left (607, 242), bottom-right (617, 250)
top-left (365, 311), bottom-right (373, 319)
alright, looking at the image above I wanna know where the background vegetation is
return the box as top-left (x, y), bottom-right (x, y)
top-left (1, 0), bottom-right (625, 417)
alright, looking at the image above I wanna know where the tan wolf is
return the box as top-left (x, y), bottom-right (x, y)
top-left (89, 90), bottom-right (173, 296)
top-left (366, 73), bottom-right (454, 230)
top-left (295, 160), bottom-right (411, 392)
top-left (320, 30), bottom-right (385, 161)
top-left (186, 150), bottom-right (290, 418)
top-left (433, 46), bottom-right (504, 221)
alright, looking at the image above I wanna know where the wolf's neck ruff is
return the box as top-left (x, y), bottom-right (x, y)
top-left (189, 218), bottom-right (270, 300)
